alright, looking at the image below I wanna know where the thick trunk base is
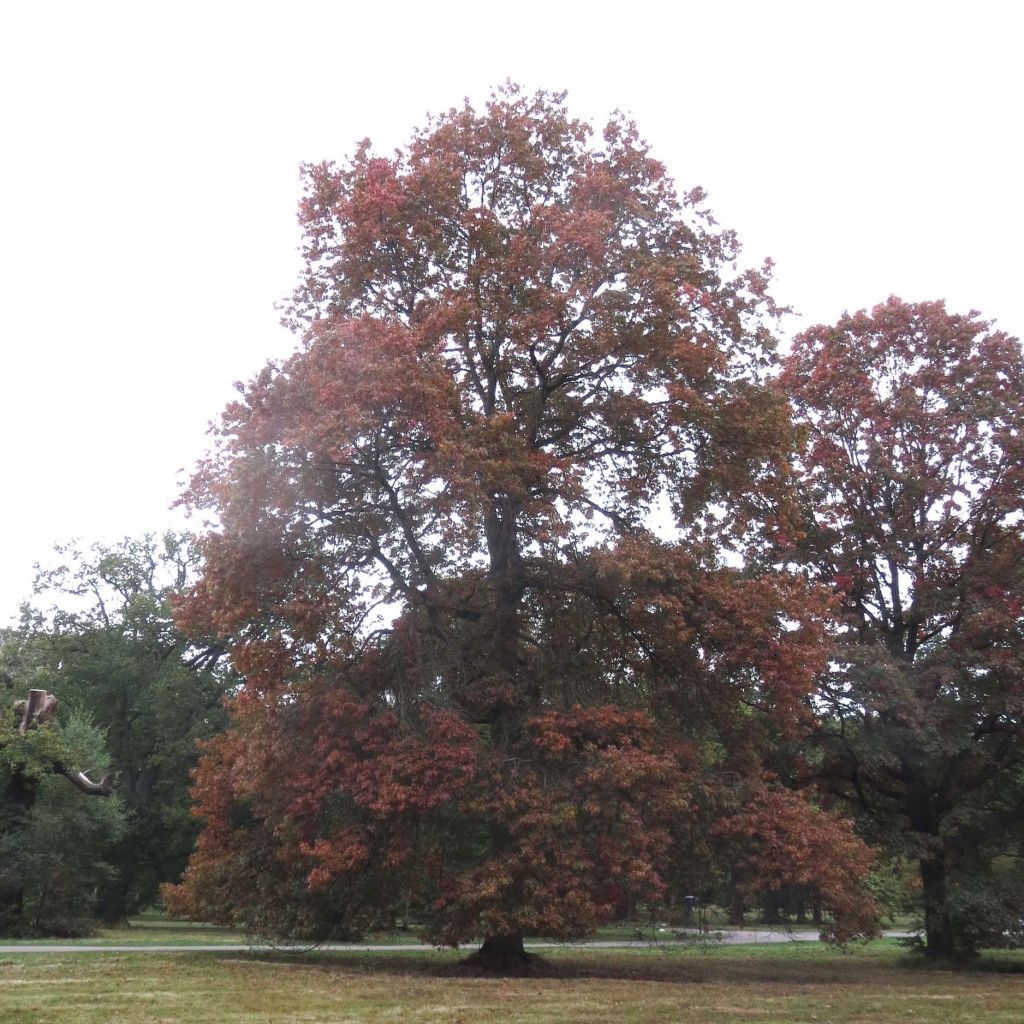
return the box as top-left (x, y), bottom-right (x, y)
top-left (919, 856), bottom-right (974, 961)
top-left (459, 934), bottom-right (545, 975)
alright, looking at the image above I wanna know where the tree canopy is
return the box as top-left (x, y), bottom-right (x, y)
top-left (166, 85), bottom-right (878, 964)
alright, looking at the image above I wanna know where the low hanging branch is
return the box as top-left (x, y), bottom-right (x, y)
top-left (12, 688), bottom-right (112, 797)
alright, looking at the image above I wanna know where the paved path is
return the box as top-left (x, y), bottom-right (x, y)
top-left (0, 931), bottom-right (911, 954)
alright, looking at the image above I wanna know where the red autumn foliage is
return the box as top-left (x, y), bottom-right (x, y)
top-left (715, 785), bottom-right (879, 943)
top-left (165, 86), bottom-right (877, 956)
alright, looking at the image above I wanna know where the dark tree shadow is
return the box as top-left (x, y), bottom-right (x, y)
top-left (226, 945), bottom-right (1024, 985)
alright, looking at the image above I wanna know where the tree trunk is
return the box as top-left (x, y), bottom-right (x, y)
top-left (728, 892), bottom-right (746, 926)
top-left (96, 872), bottom-right (133, 925)
top-left (920, 855), bottom-right (959, 959)
top-left (460, 933), bottom-right (537, 972)
top-left (0, 886), bottom-right (25, 933)
top-left (762, 891), bottom-right (782, 924)
top-left (679, 900), bottom-right (694, 927)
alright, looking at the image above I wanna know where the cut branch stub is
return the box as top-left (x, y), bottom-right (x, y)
top-left (18, 689), bottom-right (58, 734)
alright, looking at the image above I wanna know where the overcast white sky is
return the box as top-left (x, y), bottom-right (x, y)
top-left (1, 1), bottom-right (1021, 622)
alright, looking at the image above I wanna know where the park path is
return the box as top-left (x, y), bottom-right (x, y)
top-left (0, 930), bottom-right (911, 954)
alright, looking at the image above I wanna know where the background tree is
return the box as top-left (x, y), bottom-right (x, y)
top-left (783, 296), bottom-right (1024, 958)
top-left (0, 682), bottom-right (122, 936)
top-left (14, 533), bottom-right (232, 921)
top-left (167, 85), bottom-right (878, 966)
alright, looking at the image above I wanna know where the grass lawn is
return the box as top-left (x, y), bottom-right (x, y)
top-left (2, 941), bottom-right (1023, 1023)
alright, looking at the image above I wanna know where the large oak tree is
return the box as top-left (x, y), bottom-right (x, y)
top-left (784, 297), bottom-right (1024, 958)
top-left (167, 86), bottom-right (877, 965)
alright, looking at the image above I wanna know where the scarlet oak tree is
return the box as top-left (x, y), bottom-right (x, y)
top-left (167, 86), bottom-right (876, 964)
top-left (784, 297), bottom-right (1024, 958)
